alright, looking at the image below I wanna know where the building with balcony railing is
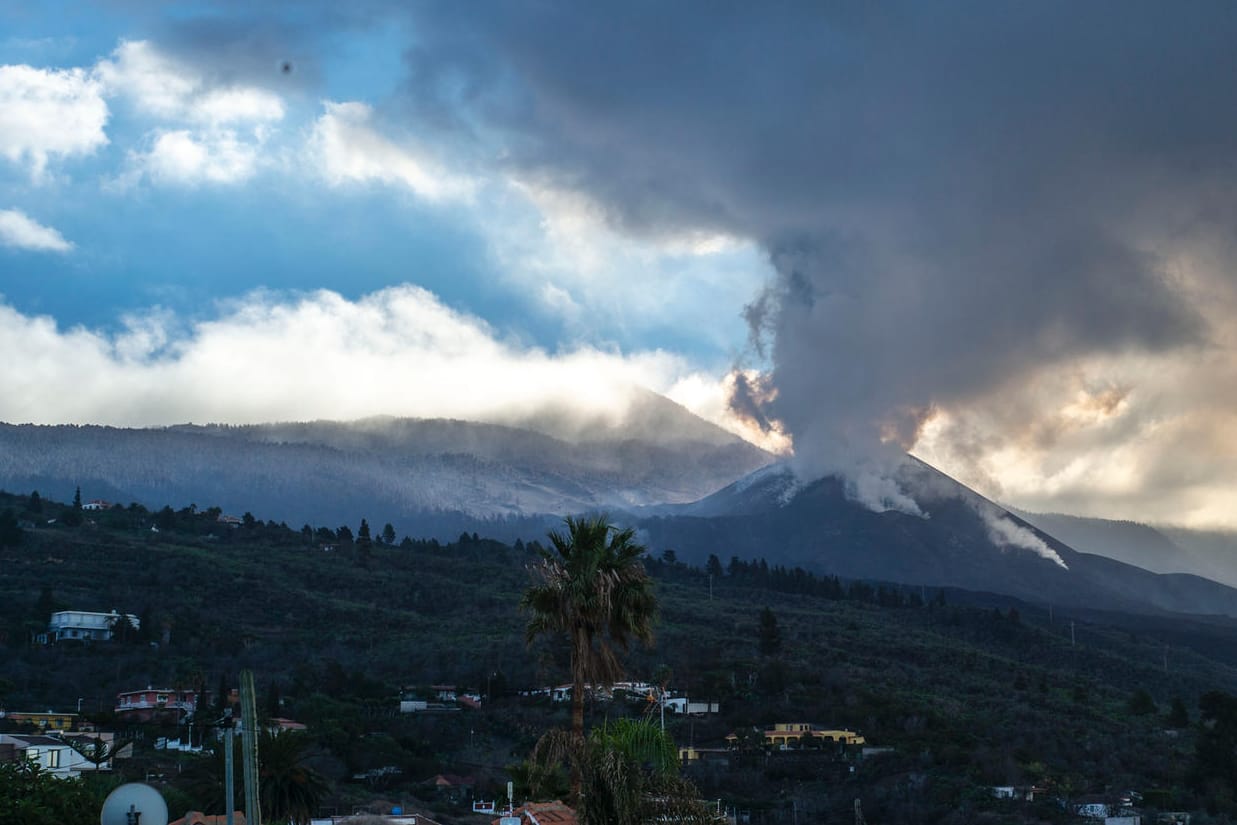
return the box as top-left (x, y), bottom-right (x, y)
top-left (115, 687), bottom-right (199, 722)
top-left (46, 610), bottom-right (140, 643)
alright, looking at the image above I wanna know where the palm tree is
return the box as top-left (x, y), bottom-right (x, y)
top-left (259, 731), bottom-right (329, 825)
top-left (182, 730), bottom-right (327, 825)
top-left (521, 515), bottom-right (657, 798)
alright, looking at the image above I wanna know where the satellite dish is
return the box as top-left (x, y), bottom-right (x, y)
top-left (100, 783), bottom-right (169, 825)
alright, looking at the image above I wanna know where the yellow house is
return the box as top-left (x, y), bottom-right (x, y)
top-left (725, 722), bottom-right (865, 749)
top-left (3, 711), bottom-right (79, 731)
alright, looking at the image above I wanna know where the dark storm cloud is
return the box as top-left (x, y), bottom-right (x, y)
top-left (135, 1), bottom-right (402, 93)
top-left (151, 13), bottom-right (328, 91)
top-left (391, 3), bottom-right (1236, 501)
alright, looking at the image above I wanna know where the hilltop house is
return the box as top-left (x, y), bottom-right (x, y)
top-left (45, 609), bottom-right (140, 643)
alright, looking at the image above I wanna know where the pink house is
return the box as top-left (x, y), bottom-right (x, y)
top-left (115, 687), bottom-right (199, 722)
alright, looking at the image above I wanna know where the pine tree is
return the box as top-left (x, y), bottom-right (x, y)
top-left (758, 607), bottom-right (782, 657)
top-left (356, 519), bottom-right (372, 565)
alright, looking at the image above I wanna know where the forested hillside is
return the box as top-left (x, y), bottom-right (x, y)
top-left (0, 398), bottom-right (771, 542)
top-left (4, 490), bottom-right (1237, 823)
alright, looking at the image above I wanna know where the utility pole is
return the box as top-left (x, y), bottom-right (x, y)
top-left (1070, 620), bottom-right (1075, 647)
top-left (223, 708), bottom-right (234, 825)
top-left (240, 670), bottom-right (261, 825)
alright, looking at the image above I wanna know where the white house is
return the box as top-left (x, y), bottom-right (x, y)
top-left (663, 697), bottom-right (720, 715)
top-left (47, 610), bottom-right (140, 643)
top-left (0, 733), bottom-right (102, 779)
top-left (1074, 798), bottom-right (1112, 819)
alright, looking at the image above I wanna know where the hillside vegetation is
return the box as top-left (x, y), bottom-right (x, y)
top-left (3, 490), bottom-right (1237, 823)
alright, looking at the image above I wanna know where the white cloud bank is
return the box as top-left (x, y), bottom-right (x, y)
top-left (0, 209), bottom-right (73, 252)
top-left (0, 285), bottom-right (756, 440)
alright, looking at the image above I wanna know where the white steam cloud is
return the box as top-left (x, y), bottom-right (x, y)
top-left (974, 502), bottom-right (1068, 569)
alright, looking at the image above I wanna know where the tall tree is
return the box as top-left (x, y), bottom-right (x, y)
top-left (356, 519), bottom-right (373, 565)
top-left (521, 515), bottom-right (657, 800)
top-left (107, 612), bottom-right (137, 644)
top-left (758, 606), bottom-right (782, 657)
top-left (184, 731), bottom-right (326, 825)
top-left (260, 731), bottom-right (328, 824)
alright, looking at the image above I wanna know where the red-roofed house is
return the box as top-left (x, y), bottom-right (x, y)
top-left (493, 800), bottom-right (578, 825)
top-left (115, 686), bottom-right (199, 722)
top-left (169, 812), bottom-right (246, 825)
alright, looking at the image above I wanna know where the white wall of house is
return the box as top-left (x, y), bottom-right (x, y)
top-left (48, 610), bottom-right (140, 642)
top-left (0, 734), bottom-right (97, 779)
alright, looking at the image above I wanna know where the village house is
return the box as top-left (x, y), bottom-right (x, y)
top-left (115, 686), bottom-right (199, 722)
top-left (170, 814), bottom-right (247, 825)
top-left (725, 722), bottom-right (866, 750)
top-left (678, 745), bottom-right (730, 765)
top-left (492, 800), bottom-right (578, 825)
top-left (662, 697), bottom-right (720, 715)
top-left (0, 710), bottom-right (80, 731)
top-left (45, 609), bottom-right (140, 643)
top-left (0, 733), bottom-right (104, 779)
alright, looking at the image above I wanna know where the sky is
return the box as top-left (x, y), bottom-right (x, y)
top-left (4, 2), bottom-right (1237, 529)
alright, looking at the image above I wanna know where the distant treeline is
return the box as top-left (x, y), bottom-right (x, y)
top-left (645, 549), bottom-right (948, 609)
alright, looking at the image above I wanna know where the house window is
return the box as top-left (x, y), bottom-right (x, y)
top-left (26, 748), bottom-right (39, 764)
top-left (47, 749), bottom-right (60, 768)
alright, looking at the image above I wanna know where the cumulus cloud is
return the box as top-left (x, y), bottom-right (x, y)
top-left (0, 64), bottom-right (108, 179)
top-left (96, 40), bottom-right (284, 125)
top-left (391, 4), bottom-right (1237, 524)
top-left (0, 209), bottom-right (73, 253)
top-left (122, 128), bottom-right (264, 187)
top-left (0, 285), bottom-right (734, 432)
top-left (96, 40), bottom-right (283, 187)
